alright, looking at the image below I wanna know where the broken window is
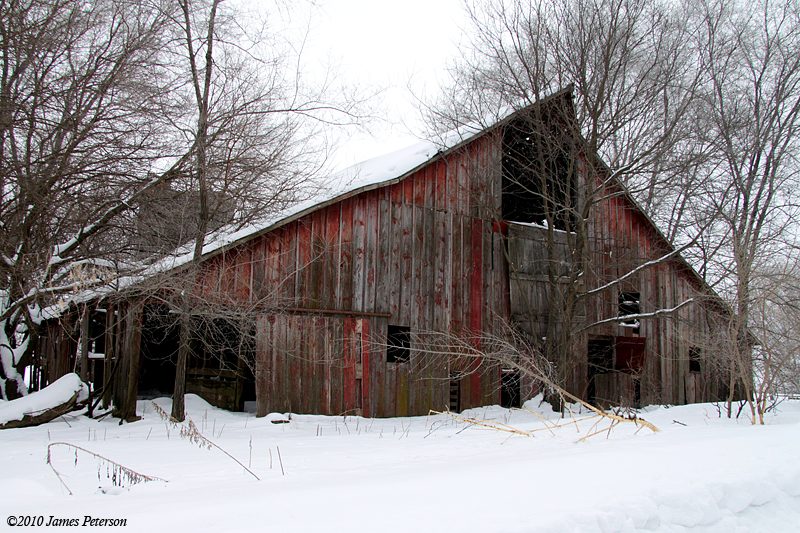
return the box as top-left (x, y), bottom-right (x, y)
top-left (619, 292), bottom-right (641, 334)
top-left (689, 347), bottom-right (701, 373)
top-left (501, 112), bottom-right (576, 229)
top-left (387, 325), bottom-right (410, 364)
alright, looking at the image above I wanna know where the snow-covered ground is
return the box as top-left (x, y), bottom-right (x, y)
top-left (1, 394), bottom-right (799, 532)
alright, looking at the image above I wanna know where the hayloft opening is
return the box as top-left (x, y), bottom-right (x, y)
top-left (501, 114), bottom-right (576, 229)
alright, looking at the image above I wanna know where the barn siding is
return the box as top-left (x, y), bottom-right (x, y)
top-left (181, 126), bottom-right (728, 415)
top-left (202, 136), bottom-right (502, 417)
top-left (37, 100), bottom-right (735, 418)
top-left (582, 179), bottom-right (726, 407)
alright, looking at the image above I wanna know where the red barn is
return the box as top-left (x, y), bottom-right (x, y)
top-left (34, 88), bottom-right (735, 419)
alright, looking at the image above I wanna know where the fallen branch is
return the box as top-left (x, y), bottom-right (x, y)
top-left (428, 402), bottom-right (658, 442)
top-left (429, 410), bottom-right (535, 436)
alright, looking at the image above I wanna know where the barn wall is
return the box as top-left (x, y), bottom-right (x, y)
top-left (194, 134), bottom-right (508, 417)
top-left (584, 183), bottom-right (729, 407)
top-left (34, 107), bottom-right (735, 415)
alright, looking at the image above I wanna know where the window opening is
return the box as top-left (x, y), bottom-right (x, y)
top-left (387, 325), bottom-right (410, 364)
top-left (689, 347), bottom-right (702, 373)
top-left (619, 292), bottom-right (641, 334)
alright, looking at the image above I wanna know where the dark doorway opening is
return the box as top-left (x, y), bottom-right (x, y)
top-left (501, 369), bottom-right (521, 408)
top-left (138, 305), bottom-right (178, 399)
top-left (587, 337), bottom-right (614, 405)
top-left (88, 310), bottom-right (107, 392)
top-left (187, 316), bottom-right (256, 412)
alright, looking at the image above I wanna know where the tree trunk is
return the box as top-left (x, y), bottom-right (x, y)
top-left (172, 302), bottom-right (191, 422)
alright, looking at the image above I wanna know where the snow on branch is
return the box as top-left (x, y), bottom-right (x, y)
top-left (45, 149), bottom-right (196, 277)
top-left (0, 374), bottom-right (87, 426)
top-left (576, 299), bottom-right (695, 333)
top-left (583, 240), bottom-right (697, 298)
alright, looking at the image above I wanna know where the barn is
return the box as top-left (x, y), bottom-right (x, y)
top-left (32, 88), bottom-right (737, 420)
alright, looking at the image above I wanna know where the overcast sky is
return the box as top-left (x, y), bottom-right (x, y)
top-left (307, 0), bottom-right (469, 169)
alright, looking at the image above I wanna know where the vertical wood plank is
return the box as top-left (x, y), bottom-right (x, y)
top-left (325, 204), bottom-right (340, 311)
top-left (365, 191), bottom-right (379, 313)
top-left (401, 203), bottom-right (413, 326)
top-left (376, 195), bottom-right (391, 315)
top-left (469, 218), bottom-right (483, 408)
top-left (255, 316), bottom-right (269, 417)
top-left (390, 200), bottom-right (403, 319)
top-left (361, 318), bottom-right (371, 417)
top-left (343, 317), bottom-right (356, 412)
top-left (298, 217), bottom-right (313, 309)
top-left (339, 199), bottom-right (354, 312)
top-left (353, 194), bottom-right (366, 313)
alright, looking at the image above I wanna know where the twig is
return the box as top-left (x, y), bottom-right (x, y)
top-left (514, 407), bottom-right (557, 436)
top-left (151, 402), bottom-right (259, 480)
top-left (277, 446), bottom-right (285, 476)
top-left (429, 410), bottom-right (534, 436)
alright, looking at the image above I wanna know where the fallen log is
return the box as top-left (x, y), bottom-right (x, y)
top-left (0, 391), bottom-right (83, 430)
top-left (0, 374), bottom-right (88, 430)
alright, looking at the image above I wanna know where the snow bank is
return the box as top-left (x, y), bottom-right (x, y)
top-left (2, 397), bottom-right (800, 531)
top-left (0, 373), bottom-right (87, 426)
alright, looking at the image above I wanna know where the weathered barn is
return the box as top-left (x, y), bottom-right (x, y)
top-left (33, 88), bottom-right (735, 419)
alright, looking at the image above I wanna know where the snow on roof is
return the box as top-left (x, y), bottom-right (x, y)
top-left (142, 138), bottom-right (452, 277)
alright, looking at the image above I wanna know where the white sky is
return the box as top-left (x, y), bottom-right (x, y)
top-left (306, 0), bottom-right (469, 170)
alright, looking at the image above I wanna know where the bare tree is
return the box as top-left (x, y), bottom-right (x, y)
top-left (0, 0), bottom-right (369, 408)
top-left (687, 0), bottom-right (800, 420)
top-left (157, 0), bottom-right (370, 421)
top-left (0, 0), bottom-right (182, 400)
